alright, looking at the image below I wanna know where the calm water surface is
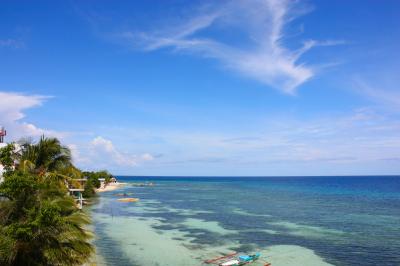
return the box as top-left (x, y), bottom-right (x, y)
top-left (91, 176), bottom-right (400, 266)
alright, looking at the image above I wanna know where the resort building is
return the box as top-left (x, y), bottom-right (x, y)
top-left (0, 127), bottom-right (7, 184)
top-left (0, 144), bottom-right (5, 183)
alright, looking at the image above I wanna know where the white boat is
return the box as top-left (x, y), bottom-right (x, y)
top-left (219, 259), bottom-right (240, 266)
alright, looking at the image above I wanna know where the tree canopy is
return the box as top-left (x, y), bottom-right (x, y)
top-left (0, 137), bottom-right (97, 266)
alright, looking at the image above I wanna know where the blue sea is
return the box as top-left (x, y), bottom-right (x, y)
top-left (90, 176), bottom-right (400, 266)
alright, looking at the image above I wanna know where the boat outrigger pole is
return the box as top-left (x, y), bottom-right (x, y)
top-left (204, 253), bottom-right (238, 264)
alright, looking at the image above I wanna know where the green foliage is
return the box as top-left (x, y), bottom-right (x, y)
top-left (99, 170), bottom-right (113, 183)
top-left (0, 170), bottom-right (93, 266)
top-left (82, 180), bottom-right (96, 198)
top-left (82, 170), bottom-right (113, 198)
top-left (0, 136), bottom-right (97, 266)
top-left (83, 170), bottom-right (113, 184)
top-left (0, 171), bottom-right (38, 201)
top-left (82, 172), bottom-right (101, 188)
top-left (0, 143), bottom-right (17, 175)
top-left (19, 136), bottom-right (72, 175)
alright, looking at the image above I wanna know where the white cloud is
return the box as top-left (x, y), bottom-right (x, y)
top-left (0, 91), bottom-right (47, 120)
top-left (354, 78), bottom-right (400, 110)
top-left (0, 91), bottom-right (64, 140)
top-left (88, 136), bottom-right (154, 167)
top-left (0, 91), bottom-right (154, 171)
top-left (141, 153), bottom-right (154, 161)
top-left (120, 0), bottom-right (343, 94)
top-left (116, 107), bottom-right (400, 169)
top-left (68, 144), bottom-right (91, 165)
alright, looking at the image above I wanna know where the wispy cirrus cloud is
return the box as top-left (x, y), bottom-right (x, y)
top-left (118, 0), bottom-right (343, 94)
top-left (125, 107), bottom-right (400, 168)
top-left (354, 77), bottom-right (400, 110)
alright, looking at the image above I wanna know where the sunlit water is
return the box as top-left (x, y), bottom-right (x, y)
top-left (90, 176), bottom-right (400, 266)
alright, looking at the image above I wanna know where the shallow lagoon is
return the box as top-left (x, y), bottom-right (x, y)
top-left (91, 176), bottom-right (400, 265)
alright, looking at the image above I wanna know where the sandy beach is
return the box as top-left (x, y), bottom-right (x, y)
top-left (95, 182), bottom-right (126, 193)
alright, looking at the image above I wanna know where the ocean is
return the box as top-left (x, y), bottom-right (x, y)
top-left (90, 176), bottom-right (400, 266)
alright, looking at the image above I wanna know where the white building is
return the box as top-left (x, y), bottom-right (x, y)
top-left (0, 126), bottom-right (8, 183)
top-left (0, 142), bottom-right (6, 183)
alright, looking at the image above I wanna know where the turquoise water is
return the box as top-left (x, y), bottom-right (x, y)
top-left (91, 176), bottom-right (400, 265)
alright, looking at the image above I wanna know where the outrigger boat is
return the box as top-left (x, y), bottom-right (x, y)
top-left (205, 252), bottom-right (264, 266)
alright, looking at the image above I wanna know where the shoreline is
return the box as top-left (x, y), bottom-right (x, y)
top-left (95, 182), bottom-right (126, 193)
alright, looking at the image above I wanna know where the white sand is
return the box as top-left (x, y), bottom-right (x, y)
top-left (96, 182), bottom-right (126, 193)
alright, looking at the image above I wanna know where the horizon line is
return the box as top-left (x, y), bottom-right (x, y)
top-left (114, 174), bottom-right (400, 178)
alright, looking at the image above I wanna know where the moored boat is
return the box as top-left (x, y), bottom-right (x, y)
top-left (237, 252), bottom-right (261, 264)
top-left (206, 252), bottom-right (261, 266)
top-left (219, 259), bottom-right (240, 266)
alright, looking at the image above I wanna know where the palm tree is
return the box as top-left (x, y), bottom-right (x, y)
top-left (0, 137), bottom-right (94, 265)
top-left (19, 136), bottom-right (72, 175)
top-left (18, 136), bottom-right (82, 190)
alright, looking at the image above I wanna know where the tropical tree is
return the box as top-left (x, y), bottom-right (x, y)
top-left (0, 137), bottom-right (94, 266)
top-left (0, 143), bottom-right (18, 177)
top-left (18, 136), bottom-right (84, 190)
top-left (0, 171), bottom-right (93, 265)
top-left (81, 170), bottom-right (114, 198)
top-left (19, 136), bottom-right (72, 175)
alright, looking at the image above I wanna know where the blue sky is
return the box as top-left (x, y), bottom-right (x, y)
top-left (1, 0), bottom-right (399, 175)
